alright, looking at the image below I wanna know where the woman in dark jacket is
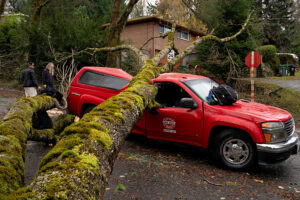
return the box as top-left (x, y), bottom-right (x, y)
top-left (42, 62), bottom-right (55, 90)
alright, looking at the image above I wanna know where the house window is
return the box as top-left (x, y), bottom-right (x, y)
top-left (159, 24), bottom-right (171, 34)
top-left (177, 30), bottom-right (189, 41)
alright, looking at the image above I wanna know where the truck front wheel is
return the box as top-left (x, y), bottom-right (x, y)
top-left (82, 104), bottom-right (96, 116)
top-left (213, 130), bottom-right (256, 169)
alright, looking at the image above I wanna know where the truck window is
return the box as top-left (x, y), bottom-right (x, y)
top-left (184, 78), bottom-right (219, 105)
top-left (78, 70), bottom-right (130, 90)
top-left (154, 82), bottom-right (191, 107)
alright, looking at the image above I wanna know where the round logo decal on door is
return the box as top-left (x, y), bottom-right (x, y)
top-left (163, 117), bottom-right (176, 129)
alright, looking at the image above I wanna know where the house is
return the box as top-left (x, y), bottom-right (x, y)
top-left (104, 16), bottom-right (205, 69)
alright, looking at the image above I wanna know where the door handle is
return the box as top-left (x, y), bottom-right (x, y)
top-left (72, 92), bottom-right (80, 96)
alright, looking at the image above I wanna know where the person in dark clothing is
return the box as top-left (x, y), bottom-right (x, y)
top-left (21, 62), bottom-right (40, 97)
top-left (39, 62), bottom-right (64, 103)
top-left (41, 62), bottom-right (55, 95)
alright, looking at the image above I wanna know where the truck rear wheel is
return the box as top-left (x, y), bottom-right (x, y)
top-left (213, 129), bottom-right (256, 169)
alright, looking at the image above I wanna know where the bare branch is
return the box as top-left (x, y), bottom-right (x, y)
top-left (55, 55), bottom-right (78, 96)
top-left (140, 32), bottom-right (169, 51)
top-left (162, 12), bottom-right (252, 72)
top-left (52, 45), bottom-right (147, 66)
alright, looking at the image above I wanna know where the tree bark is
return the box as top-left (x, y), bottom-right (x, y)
top-left (0, 0), bottom-right (7, 20)
top-left (1, 13), bottom-right (251, 199)
top-left (32, 0), bottom-right (51, 24)
top-left (106, 0), bottom-right (139, 67)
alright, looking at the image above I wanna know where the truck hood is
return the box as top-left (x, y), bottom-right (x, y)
top-left (214, 100), bottom-right (292, 123)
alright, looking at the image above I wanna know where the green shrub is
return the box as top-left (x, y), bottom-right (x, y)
top-left (257, 45), bottom-right (280, 74)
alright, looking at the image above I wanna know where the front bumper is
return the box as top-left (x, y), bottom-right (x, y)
top-left (256, 132), bottom-right (300, 165)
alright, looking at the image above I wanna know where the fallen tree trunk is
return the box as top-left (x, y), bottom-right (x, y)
top-left (2, 13), bottom-right (250, 199)
top-left (0, 96), bottom-right (55, 199)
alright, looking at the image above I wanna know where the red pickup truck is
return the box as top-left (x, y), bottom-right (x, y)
top-left (67, 66), bottom-right (300, 169)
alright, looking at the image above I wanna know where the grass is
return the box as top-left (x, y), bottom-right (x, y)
top-left (238, 81), bottom-right (300, 127)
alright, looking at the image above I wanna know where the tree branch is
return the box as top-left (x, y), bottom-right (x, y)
top-left (52, 45), bottom-right (147, 66)
top-left (33, 0), bottom-right (52, 23)
top-left (152, 22), bottom-right (177, 66)
top-left (161, 12), bottom-right (252, 72)
top-left (116, 0), bottom-right (139, 30)
top-left (140, 32), bottom-right (169, 51)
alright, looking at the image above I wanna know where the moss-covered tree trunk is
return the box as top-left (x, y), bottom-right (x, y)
top-left (0, 13), bottom-right (250, 199)
top-left (0, 96), bottom-right (55, 199)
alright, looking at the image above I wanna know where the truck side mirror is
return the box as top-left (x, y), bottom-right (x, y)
top-left (179, 98), bottom-right (198, 109)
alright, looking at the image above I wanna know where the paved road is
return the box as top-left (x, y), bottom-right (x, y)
top-left (103, 135), bottom-right (300, 200)
top-left (256, 78), bottom-right (300, 92)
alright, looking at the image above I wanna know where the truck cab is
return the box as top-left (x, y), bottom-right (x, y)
top-left (67, 66), bottom-right (300, 169)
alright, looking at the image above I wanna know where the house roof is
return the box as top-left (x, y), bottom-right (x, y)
top-left (102, 16), bottom-right (205, 36)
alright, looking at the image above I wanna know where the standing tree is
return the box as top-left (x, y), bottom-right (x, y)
top-left (192, 0), bottom-right (255, 81)
top-left (262, 0), bottom-right (296, 52)
top-left (0, 0), bottom-right (7, 20)
top-left (0, 11), bottom-right (251, 199)
top-left (106, 0), bottom-right (139, 67)
top-left (130, 0), bottom-right (147, 18)
top-left (32, 0), bottom-right (52, 24)
top-left (153, 0), bottom-right (207, 33)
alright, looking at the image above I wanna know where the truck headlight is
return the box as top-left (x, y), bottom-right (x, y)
top-left (261, 122), bottom-right (286, 143)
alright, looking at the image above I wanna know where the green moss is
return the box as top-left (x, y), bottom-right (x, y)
top-left (5, 187), bottom-right (35, 200)
top-left (167, 32), bottom-right (174, 41)
top-left (29, 129), bottom-right (56, 142)
top-left (39, 136), bottom-right (83, 169)
top-left (43, 175), bottom-right (69, 199)
top-left (74, 152), bottom-right (99, 170)
top-left (61, 150), bottom-right (80, 160)
top-left (62, 121), bottom-right (108, 137)
top-left (88, 128), bottom-right (112, 149)
top-left (39, 161), bottom-right (67, 173)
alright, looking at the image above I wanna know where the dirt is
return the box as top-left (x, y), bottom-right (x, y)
top-left (0, 86), bottom-right (300, 200)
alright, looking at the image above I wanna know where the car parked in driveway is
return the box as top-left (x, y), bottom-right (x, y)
top-left (67, 66), bottom-right (300, 169)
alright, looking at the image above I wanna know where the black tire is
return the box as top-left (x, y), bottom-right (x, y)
top-left (82, 105), bottom-right (96, 116)
top-left (212, 129), bottom-right (256, 169)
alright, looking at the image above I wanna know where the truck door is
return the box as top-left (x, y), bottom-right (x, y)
top-left (146, 82), bottom-right (203, 145)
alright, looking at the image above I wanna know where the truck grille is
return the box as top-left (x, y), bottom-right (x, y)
top-left (284, 118), bottom-right (295, 137)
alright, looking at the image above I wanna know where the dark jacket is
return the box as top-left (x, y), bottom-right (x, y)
top-left (22, 68), bottom-right (39, 87)
top-left (42, 68), bottom-right (54, 88)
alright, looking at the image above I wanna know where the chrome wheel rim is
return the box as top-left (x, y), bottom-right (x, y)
top-left (222, 139), bottom-right (249, 165)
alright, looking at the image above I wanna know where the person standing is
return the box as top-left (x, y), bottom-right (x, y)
top-left (40, 62), bottom-right (66, 109)
top-left (21, 62), bottom-right (40, 97)
top-left (42, 62), bottom-right (55, 95)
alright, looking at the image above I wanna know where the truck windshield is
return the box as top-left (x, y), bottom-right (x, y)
top-left (184, 78), bottom-right (219, 105)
